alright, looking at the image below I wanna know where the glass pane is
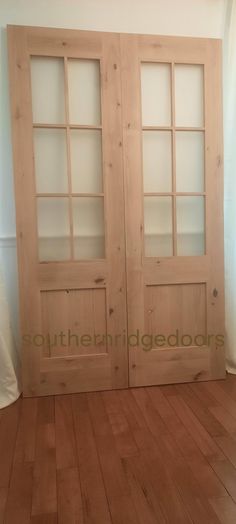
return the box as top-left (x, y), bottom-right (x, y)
top-left (31, 57), bottom-right (65, 124)
top-left (70, 130), bottom-right (103, 193)
top-left (73, 197), bottom-right (105, 259)
top-left (176, 132), bottom-right (204, 192)
top-left (34, 129), bottom-right (68, 193)
top-left (143, 131), bottom-right (172, 192)
top-left (68, 59), bottom-right (101, 125)
top-left (141, 63), bottom-right (171, 126)
top-left (37, 198), bottom-right (70, 261)
top-left (175, 64), bottom-right (204, 127)
top-left (176, 196), bottom-right (205, 256)
top-left (144, 196), bottom-right (173, 257)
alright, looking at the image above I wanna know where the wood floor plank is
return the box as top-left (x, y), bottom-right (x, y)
top-left (3, 375), bottom-right (236, 524)
top-left (4, 463), bottom-right (33, 524)
top-left (32, 398), bottom-right (57, 517)
top-left (160, 385), bottom-right (177, 396)
top-left (35, 422), bottom-right (56, 462)
top-left (166, 393), bottom-right (225, 461)
top-left (57, 467), bottom-right (83, 524)
top-left (204, 382), bottom-right (236, 420)
top-left (0, 399), bottom-right (21, 488)
top-left (118, 389), bottom-right (149, 433)
top-left (209, 405), bottom-right (236, 434)
top-left (87, 392), bottom-right (141, 524)
top-left (133, 388), bottom-right (223, 524)
top-left (210, 496), bottom-right (236, 524)
top-left (146, 386), bottom-right (227, 498)
top-left (14, 398), bottom-right (37, 464)
top-left (214, 435), bottom-right (236, 468)
top-left (186, 379), bottom-right (236, 440)
top-left (104, 389), bottom-right (185, 522)
top-left (218, 374), bottom-right (236, 399)
top-left (102, 390), bottom-right (139, 458)
top-left (189, 382), bottom-right (219, 408)
top-left (0, 487), bottom-right (8, 524)
top-left (127, 390), bottom-right (193, 523)
top-left (32, 453), bottom-right (57, 517)
top-left (211, 460), bottom-right (236, 503)
top-left (37, 398), bottom-right (55, 425)
top-left (55, 395), bottom-right (77, 470)
top-left (31, 513), bottom-right (57, 523)
top-left (119, 390), bottom-right (190, 523)
top-left (175, 384), bottom-right (227, 437)
top-left (122, 455), bottom-right (166, 524)
top-left (118, 389), bottom-right (155, 451)
top-left (72, 393), bottom-right (112, 524)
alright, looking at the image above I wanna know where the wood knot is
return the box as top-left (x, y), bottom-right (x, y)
top-left (94, 277), bottom-right (105, 284)
top-left (194, 371), bottom-right (203, 381)
top-left (15, 107), bottom-right (21, 120)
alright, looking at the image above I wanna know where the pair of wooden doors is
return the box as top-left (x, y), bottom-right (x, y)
top-left (8, 26), bottom-right (225, 397)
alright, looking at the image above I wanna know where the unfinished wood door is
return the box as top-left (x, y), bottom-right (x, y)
top-left (8, 26), bottom-right (127, 396)
top-left (121, 34), bottom-right (225, 386)
top-left (8, 27), bottom-right (225, 396)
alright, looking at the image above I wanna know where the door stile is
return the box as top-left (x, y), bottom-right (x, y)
top-left (8, 26), bottom-right (41, 394)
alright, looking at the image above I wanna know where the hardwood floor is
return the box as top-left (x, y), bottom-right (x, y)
top-left (2, 374), bottom-right (236, 523)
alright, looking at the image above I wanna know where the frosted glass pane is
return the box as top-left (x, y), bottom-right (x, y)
top-left (68, 59), bottom-right (101, 125)
top-left (175, 65), bottom-right (204, 127)
top-left (177, 196), bottom-right (205, 256)
top-left (143, 131), bottom-right (172, 192)
top-left (34, 129), bottom-right (68, 193)
top-left (141, 63), bottom-right (171, 126)
top-left (144, 197), bottom-right (173, 257)
top-left (70, 130), bottom-right (103, 193)
top-left (176, 132), bottom-right (204, 192)
top-left (31, 57), bottom-right (65, 124)
top-left (73, 197), bottom-right (105, 259)
top-left (37, 198), bottom-right (70, 261)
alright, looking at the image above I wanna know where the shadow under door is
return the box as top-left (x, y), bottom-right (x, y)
top-left (8, 26), bottom-right (225, 396)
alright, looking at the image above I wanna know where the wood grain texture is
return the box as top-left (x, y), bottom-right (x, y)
top-left (120, 33), bottom-right (225, 387)
top-left (2, 375), bottom-right (236, 522)
top-left (8, 25), bottom-right (127, 397)
top-left (8, 26), bottom-right (224, 394)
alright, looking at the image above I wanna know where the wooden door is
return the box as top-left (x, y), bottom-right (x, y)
top-left (121, 34), bottom-right (225, 386)
top-left (8, 28), bottom-right (225, 396)
top-left (8, 26), bottom-right (128, 396)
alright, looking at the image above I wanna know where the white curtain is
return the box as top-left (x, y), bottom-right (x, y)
top-left (0, 266), bottom-right (21, 408)
top-left (224, 0), bottom-right (236, 372)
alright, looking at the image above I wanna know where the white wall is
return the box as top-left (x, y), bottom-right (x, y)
top-left (0, 0), bottom-right (227, 345)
